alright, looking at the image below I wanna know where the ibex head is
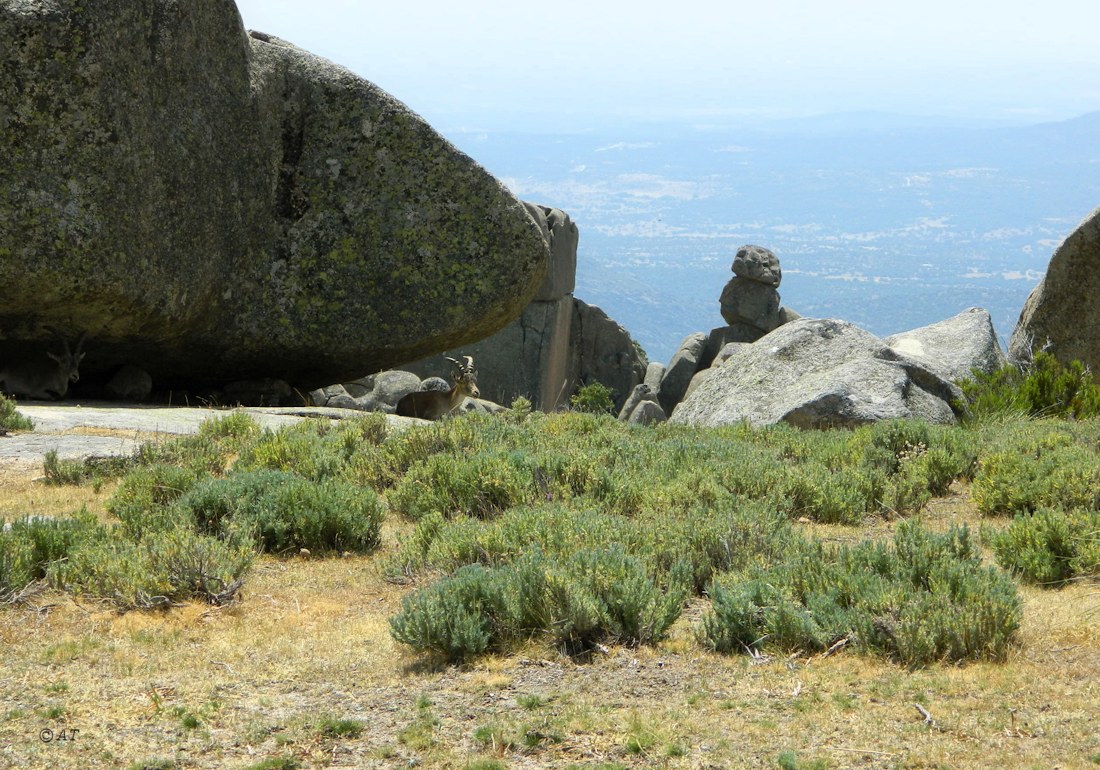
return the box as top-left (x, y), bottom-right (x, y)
top-left (44, 327), bottom-right (87, 386)
top-left (445, 355), bottom-right (479, 399)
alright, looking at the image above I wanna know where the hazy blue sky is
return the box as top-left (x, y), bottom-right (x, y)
top-left (234, 0), bottom-right (1099, 131)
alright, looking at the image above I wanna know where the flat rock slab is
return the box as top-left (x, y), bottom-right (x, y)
top-left (0, 403), bottom-right (406, 466)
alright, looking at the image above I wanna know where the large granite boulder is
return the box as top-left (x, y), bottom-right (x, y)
top-left (670, 318), bottom-right (964, 429)
top-left (1009, 206), bottom-right (1100, 368)
top-left (0, 1), bottom-right (548, 393)
top-left (719, 278), bottom-right (781, 332)
top-left (569, 299), bottom-right (647, 412)
top-left (886, 308), bottom-right (1006, 383)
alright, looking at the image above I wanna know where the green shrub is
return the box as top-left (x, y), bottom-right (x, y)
top-left (388, 498), bottom-right (796, 596)
top-left (960, 352), bottom-right (1100, 421)
top-left (390, 547), bottom-right (686, 660)
top-left (389, 564), bottom-right (496, 659)
top-left (972, 439), bottom-right (1100, 517)
top-left (108, 464), bottom-right (201, 537)
top-left (198, 411), bottom-right (263, 441)
top-left (388, 450), bottom-right (535, 521)
top-left (569, 381), bottom-right (616, 414)
top-left (53, 525), bottom-right (255, 609)
top-left (135, 434), bottom-right (231, 477)
top-left (988, 508), bottom-right (1100, 585)
top-left (376, 414), bottom-right (492, 484)
top-left (233, 420), bottom-right (370, 481)
top-left (0, 394), bottom-right (33, 432)
top-left (41, 451), bottom-right (132, 487)
top-left (700, 521), bottom-right (1021, 666)
top-left (316, 717), bottom-right (365, 738)
top-left (132, 414), bottom-right (262, 477)
top-left (1, 514), bottom-right (101, 600)
top-left (180, 470), bottom-right (384, 554)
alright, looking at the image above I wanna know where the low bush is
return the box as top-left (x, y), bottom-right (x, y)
top-left (52, 525), bottom-right (255, 609)
top-left (134, 413), bottom-right (263, 476)
top-left (388, 450), bottom-right (535, 521)
top-left (0, 394), bottom-right (33, 432)
top-left (108, 464), bottom-right (202, 537)
top-left (390, 546), bottom-right (686, 660)
top-left (387, 498), bottom-right (796, 595)
top-left (960, 351), bottom-right (1100, 421)
top-left (1, 514), bottom-right (101, 601)
top-left (42, 450), bottom-right (132, 487)
top-left (987, 507), bottom-right (1100, 585)
top-left (233, 417), bottom-right (384, 482)
top-left (570, 382), bottom-right (616, 414)
top-left (700, 521), bottom-right (1021, 667)
top-left (180, 470), bottom-right (384, 554)
top-left (972, 435), bottom-right (1100, 517)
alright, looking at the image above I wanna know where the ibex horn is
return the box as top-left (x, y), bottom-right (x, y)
top-left (446, 355), bottom-right (475, 372)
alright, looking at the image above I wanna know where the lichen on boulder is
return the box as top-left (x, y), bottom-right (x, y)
top-left (0, 1), bottom-right (548, 392)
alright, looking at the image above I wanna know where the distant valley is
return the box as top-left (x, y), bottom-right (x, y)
top-left (445, 111), bottom-right (1100, 364)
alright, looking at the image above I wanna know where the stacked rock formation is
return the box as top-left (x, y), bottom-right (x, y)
top-left (653, 245), bottom-right (800, 417)
top-left (720, 246), bottom-right (783, 335)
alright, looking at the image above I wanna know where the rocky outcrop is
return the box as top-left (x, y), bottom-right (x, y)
top-left (569, 300), bottom-right (647, 412)
top-left (652, 245), bottom-right (801, 416)
top-left (0, 1), bottom-right (548, 394)
top-left (886, 308), bottom-right (1006, 383)
top-left (312, 370), bottom-right (421, 412)
top-left (617, 383), bottom-right (666, 425)
top-left (670, 318), bottom-right (963, 429)
top-left (1009, 206), bottom-right (1100, 369)
top-left (395, 206), bottom-right (645, 413)
top-left (718, 246), bottom-right (788, 335)
top-left (657, 333), bottom-right (707, 414)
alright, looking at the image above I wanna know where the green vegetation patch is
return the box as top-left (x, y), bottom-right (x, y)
top-left (961, 351), bottom-right (1100, 422)
top-left (700, 521), bottom-right (1021, 667)
top-left (988, 507), bottom-right (1100, 585)
top-left (390, 545), bottom-right (687, 660)
top-left (179, 470), bottom-right (383, 554)
top-left (0, 394), bottom-right (33, 432)
top-left (0, 513), bottom-right (100, 601)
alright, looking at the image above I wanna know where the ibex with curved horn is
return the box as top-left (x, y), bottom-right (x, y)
top-left (396, 356), bottom-right (479, 420)
top-left (0, 327), bottom-right (87, 400)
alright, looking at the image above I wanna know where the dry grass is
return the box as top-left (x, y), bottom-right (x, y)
top-left (2, 465), bottom-right (1099, 770)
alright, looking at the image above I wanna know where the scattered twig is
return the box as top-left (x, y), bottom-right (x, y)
top-left (831, 747), bottom-right (897, 757)
top-left (816, 635), bottom-right (850, 660)
top-left (1, 579), bottom-right (47, 605)
top-left (914, 702), bottom-right (937, 728)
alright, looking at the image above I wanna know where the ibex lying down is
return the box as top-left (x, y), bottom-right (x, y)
top-left (396, 356), bottom-right (479, 420)
top-left (0, 328), bottom-right (87, 400)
